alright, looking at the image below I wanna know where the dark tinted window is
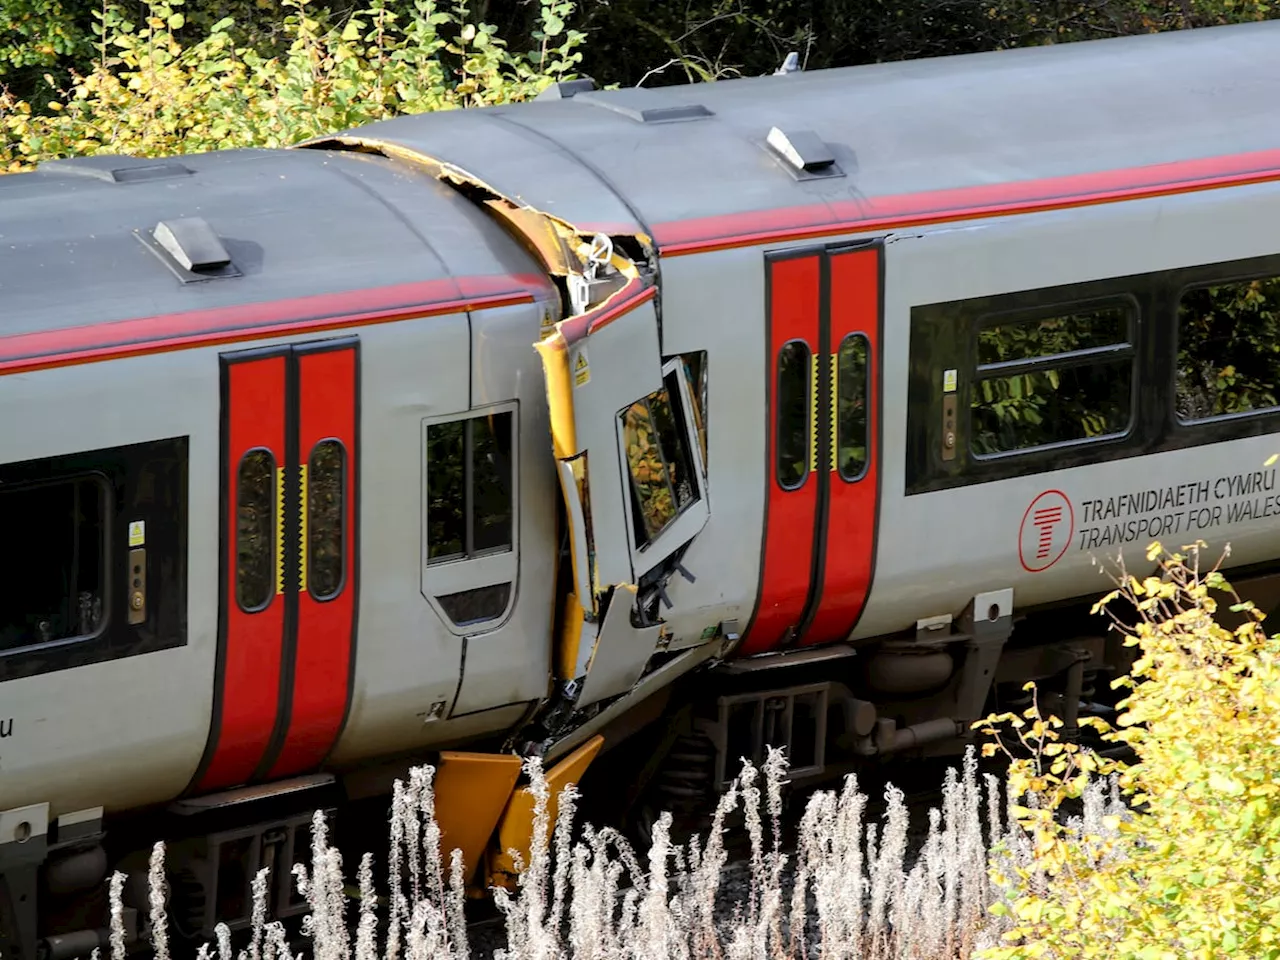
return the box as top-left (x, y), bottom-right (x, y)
top-left (972, 364), bottom-right (1131, 454)
top-left (836, 334), bottom-right (869, 480)
top-left (1177, 275), bottom-right (1280, 421)
top-left (0, 476), bottom-right (107, 651)
top-left (426, 411), bottom-right (515, 564)
top-left (237, 449), bottom-right (276, 611)
top-left (971, 303), bottom-right (1134, 455)
top-left (426, 421), bottom-right (465, 563)
top-left (307, 440), bottom-right (345, 600)
top-left (977, 306), bottom-right (1129, 365)
top-left (776, 341), bottom-right (811, 489)
top-left (471, 414), bottom-right (513, 554)
top-left (437, 583), bottom-right (512, 626)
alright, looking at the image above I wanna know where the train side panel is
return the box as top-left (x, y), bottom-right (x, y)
top-left (0, 350), bottom-right (218, 816)
top-left (652, 248), bottom-right (769, 648)
top-left (861, 177), bottom-right (1280, 641)
top-left (323, 306), bottom-right (534, 767)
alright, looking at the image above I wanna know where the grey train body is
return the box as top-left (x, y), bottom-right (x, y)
top-left (2, 19), bottom-right (1280, 958)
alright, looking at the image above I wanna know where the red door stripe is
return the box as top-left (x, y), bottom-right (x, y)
top-left (197, 352), bottom-right (289, 791)
top-left (802, 246), bottom-right (881, 645)
top-left (741, 253), bottom-right (821, 656)
top-left (267, 341), bottom-right (359, 778)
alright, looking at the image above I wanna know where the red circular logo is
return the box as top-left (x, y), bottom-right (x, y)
top-left (1018, 490), bottom-right (1074, 573)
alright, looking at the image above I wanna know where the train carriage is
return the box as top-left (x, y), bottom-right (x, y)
top-left (2, 18), bottom-right (1279, 959)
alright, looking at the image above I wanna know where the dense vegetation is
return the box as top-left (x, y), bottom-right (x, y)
top-left (3, 0), bottom-right (1278, 173)
top-left (3, 0), bottom-right (1278, 109)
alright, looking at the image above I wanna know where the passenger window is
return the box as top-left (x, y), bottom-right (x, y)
top-left (836, 334), bottom-right (869, 480)
top-left (0, 475), bottom-right (107, 651)
top-left (237, 449), bottom-right (276, 611)
top-left (426, 411), bottom-right (514, 564)
top-left (776, 341), bottom-right (811, 488)
top-left (307, 440), bottom-right (345, 600)
top-left (970, 304), bottom-right (1134, 455)
top-left (622, 369), bottom-right (701, 549)
top-left (1176, 274), bottom-right (1280, 421)
top-left (976, 309), bottom-right (1128, 365)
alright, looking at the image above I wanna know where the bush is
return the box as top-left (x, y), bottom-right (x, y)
top-left (975, 540), bottom-right (1280, 960)
top-left (0, 0), bottom-right (586, 171)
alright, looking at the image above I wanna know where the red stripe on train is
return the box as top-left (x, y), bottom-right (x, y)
top-left (653, 148), bottom-right (1280, 255)
top-left (0, 275), bottom-right (542, 376)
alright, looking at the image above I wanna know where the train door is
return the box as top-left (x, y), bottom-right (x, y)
top-left (194, 337), bottom-right (359, 791)
top-left (536, 290), bottom-right (711, 708)
top-left (742, 241), bottom-right (882, 655)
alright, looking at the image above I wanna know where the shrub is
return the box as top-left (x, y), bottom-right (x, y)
top-left (1, 0), bottom-right (586, 171)
top-left (975, 540), bottom-right (1280, 960)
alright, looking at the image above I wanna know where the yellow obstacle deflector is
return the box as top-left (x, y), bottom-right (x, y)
top-left (432, 751), bottom-right (524, 887)
top-left (487, 735), bottom-right (605, 889)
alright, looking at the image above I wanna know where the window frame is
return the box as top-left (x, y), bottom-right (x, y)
top-left (615, 357), bottom-right (712, 575)
top-left (235, 446), bottom-right (278, 614)
top-left (0, 436), bottom-right (189, 683)
top-left (905, 253), bottom-right (1280, 498)
top-left (775, 338), bottom-right (813, 491)
top-left (1173, 270), bottom-right (1280, 426)
top-left (967, 296), bottom-right (1139, 461)
top-left (420, 401), bottom-right (519, 634)
top-left (305, 437), bottom-right (348, 603)
top-left (835, 332), bottom-right (871, 483)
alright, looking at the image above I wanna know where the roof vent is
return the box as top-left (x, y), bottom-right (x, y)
top-left (575, 88), bottom-right (713, 124)
top-left (38, 154), bottom-right (193, 184)
top-left (535, 77), bottom-right (598, 100)
top-left (136, 217), bottom-right (241, 283)
top-left (153, 218), bottom-right (230, 271)
top-left (764, 126), bottom-right (844, 181)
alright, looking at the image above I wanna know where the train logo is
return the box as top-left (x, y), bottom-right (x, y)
top-left (1019, 490), bottom-right (1074, 572)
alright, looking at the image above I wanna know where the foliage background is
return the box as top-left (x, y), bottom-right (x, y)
top-left (4, 0), bottom-right (1278, 130)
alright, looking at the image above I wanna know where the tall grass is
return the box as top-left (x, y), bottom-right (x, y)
top-left (100, 746), bottom-right (1128, 960)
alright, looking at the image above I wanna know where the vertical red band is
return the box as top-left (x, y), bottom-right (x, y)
top-left (199, 354), bottom-right (288, 791)
top-left (742, 254), bottom-right (821, 656)
top-left (802, 247), bottom-right (881, 644)
top-left (269, 344), bottom-right (358, 778)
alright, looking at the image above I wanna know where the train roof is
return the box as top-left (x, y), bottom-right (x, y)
top-left (0, 146), bottom-right (548, 347)
top-left (311, 20), bottom-right (1280, 251)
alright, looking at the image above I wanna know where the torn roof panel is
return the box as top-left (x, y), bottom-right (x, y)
top-left (300, 109), bottom-right (647, 240)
